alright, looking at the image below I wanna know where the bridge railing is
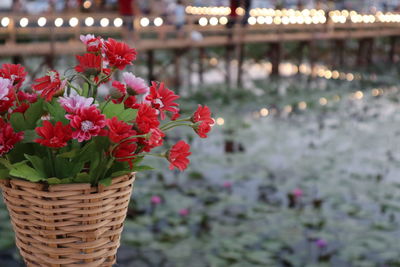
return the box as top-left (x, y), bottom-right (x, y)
top-left (0, 11), bottom-right (398, 55)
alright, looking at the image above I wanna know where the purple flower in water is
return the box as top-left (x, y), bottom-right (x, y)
top-left (179, 208), bottom-right (190, 216)
top-left (151, 195), bottom-right (162, 205)
top-left (223, 181), bottom-right (232, 188)
top-left (315, 239), bottom-right (328, 248)
top-left (292, 188), bottom-right (303, 198)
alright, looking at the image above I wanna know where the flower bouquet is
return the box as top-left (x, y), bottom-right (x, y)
top-left (0, 35), bottom-right (213, 266)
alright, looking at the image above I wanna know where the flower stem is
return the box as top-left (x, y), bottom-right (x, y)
top-left (160, 117), bottom-right (191, 130)
top-left (47, 149), bottom-right (56, 177)
top-left (66, 81), bottom-right (82, 95)
top-left (162, 123), bottom-right (193, 132)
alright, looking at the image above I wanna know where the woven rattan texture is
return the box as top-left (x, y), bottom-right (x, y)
top-left (0, 174), bottom-right (135, 267)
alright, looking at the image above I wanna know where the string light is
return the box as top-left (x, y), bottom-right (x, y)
top-left (113, 18), bottom-right (123, 27)
top-left (154, 17), bottom-right (163, 27)
top-left (199, 17), bottom-right (208, 26)
top-left (83, 0), bottom-right (92, 9)
top-left (85, 17), bottom-right (94, 26)
top-left (1, 17), bottom-right (10, 27)
top-left (100, 18), bottom-right (109, 27)
top-left (19, 18), bottom-right (28, 27)
top-left (219, 16), bottom-right (228, 25)
top-left (37, 17), bottom-right (46, 27)
top-left (248, 17), bottom-right (257, 25)
top-left (69, 17), bottom-right (79, 27)
top-left (54, 18), bottom-right (63, 27)
top-left (209, 17), bottom-right (218, 26)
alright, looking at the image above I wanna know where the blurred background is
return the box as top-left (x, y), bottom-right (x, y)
top-left (2, 0), bottom-right (400, 266)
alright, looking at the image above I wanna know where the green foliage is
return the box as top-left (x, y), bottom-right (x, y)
top-left (102, 102), bottom-right (137, 122)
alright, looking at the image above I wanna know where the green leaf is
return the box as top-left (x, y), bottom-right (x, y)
top-left (74, 173), bottom-right (91, 183)
top-left (99, 177), bottom-right (112, 186)
top-left (0, 168), bottom-right (9, 179)
top-left (57, 149), bottom-right (79, 158)
top-left (9, 162), bottom-right (46, 182)
top-left (47, 177), bottom-right (74, 185)
top-left (24, 154), bottom-right (46, 177)
top-left (45, 100), bottom-right (68, 124)
top-left (24, 99), bottom-right (44, 127)
top-left (133, 165), bottom-right (154, 172)
top-left (102, 102), bottom-right (137, 122)
top-left (22, 130), bottom-right (38, 143)
top-left (9, 112), bottom-right (26, 132)
top-left (0, 158), bottom-right (12, 169)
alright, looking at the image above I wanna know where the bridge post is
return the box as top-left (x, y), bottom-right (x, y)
top-left (236, 44), bottom-right (245, 87)
top-left (147, 50), bottom-right (155, 82)
top-left (198, 48), bottom-right (205, 84)
top-left (225, 45), bottom-right (234, 87)
top-left (357, 38), bottom-right (374, 66)
top-left (174, 49), bottom-right (183, 93)
top-left (332, 40), bottom-right (345, 67)
top-left (270, 42), bottom-right (282, 77)
top-left (389, 36), bottom-right (397, 63)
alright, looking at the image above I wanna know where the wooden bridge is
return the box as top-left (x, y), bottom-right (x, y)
top-left (0, 9), bottom-right (399, 86)
top-left (0, 11), bottom-right (399, 55)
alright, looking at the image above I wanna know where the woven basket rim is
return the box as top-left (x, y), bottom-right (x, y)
top-left (0, 172), bottom-right (136, 191)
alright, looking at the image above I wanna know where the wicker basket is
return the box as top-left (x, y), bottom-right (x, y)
top-left (0, 173), bottom-right (135, 267)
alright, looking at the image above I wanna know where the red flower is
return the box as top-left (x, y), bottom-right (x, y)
top-left (33, 70), bottom-right (65, 101)
top-left (191, 105), bottom-right (214, 138)
top-left (0, 91), bottom-right (14, 113)
top-left (167, 140), bottom-right (191, 171)
top-left (0, 64), bottom-right (27, 89)
top-left (34, 121), bottom-right (72, 148)
top-left (13, 102), bottom-right (29, 114)
top-left (17, 91), bottom-right (37, 103)
top-left (145, 82), bottom-right (179, 120)
top-left (194, 122), bottom-right (212, 138)
top-left (112, 80), bottom-right (127, 95)
top-left (135, 103), bottom-right (159, 133)
top-left (113, 141), bottom-right (137, 168)
top-left (75, 53), bottom-right (102, 75)
top-left (0, 118), bottom-right (24, 156)
top-left (104, 38), bottom-right (137, 70)
top-left (107, 117), bottom-right (137, 143)
top-left (141, 127), bottom-right (165, 152)
top-left (112, 95), bottom-right (139, 109)
top-left (66, 106), bottom-right (107, 142)
top-left (86, 37), bottom-right (103, 53)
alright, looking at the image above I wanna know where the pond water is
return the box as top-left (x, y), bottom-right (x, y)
top-left (1, 58), bottom-right (400, 266)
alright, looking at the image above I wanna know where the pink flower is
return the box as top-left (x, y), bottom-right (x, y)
top-left (122, 72), bottom-right (148, 95)
top-left (80, 34), bottom-right (95, 45)
top-left (66, 106), bottom-right (107, 142)
top-left (315, 239), bottom-right (327, 248)
top-left (151, 196), bottom-right (162, 205)
top-left (292, 188), bottom-right (303, 198)
top-left (223, 181), bottom-right (232, 188)
top-left (179, 208), bottom-right (190, 216)
top-left (0, 78), bottom-right (11, 101)
top-left (58, 95), bottom-right (96, 114)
